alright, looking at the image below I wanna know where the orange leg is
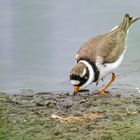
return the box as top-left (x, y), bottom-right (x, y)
top-left (97, 73), bottom-right (116, 94)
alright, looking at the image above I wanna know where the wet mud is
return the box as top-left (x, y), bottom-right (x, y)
top-left (0, 89), bottom-right (140, 140)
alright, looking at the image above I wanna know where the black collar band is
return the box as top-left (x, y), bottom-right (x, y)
top-left (78, 57), bottom-right (100, 82)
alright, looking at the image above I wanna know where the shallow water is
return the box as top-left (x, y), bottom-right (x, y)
top-left (0, 0), bottom-right (140, 93)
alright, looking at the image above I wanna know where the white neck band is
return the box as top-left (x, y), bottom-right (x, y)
top-left (79, 60), bottom-right (94, 89)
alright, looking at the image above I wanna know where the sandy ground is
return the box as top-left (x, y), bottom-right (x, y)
top-left (0, 89), bottom-right (140, 140)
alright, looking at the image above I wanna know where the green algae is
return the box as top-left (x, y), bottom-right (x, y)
top-left (0, 91), bottom-right (140, 140)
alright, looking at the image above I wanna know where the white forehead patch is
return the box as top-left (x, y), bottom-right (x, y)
top-left (70, 80), bottom-right (80, 85)
top-left (80, 68), bottom-right (86, 77)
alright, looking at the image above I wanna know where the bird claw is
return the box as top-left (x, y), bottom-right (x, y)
top-left (96, 89), bottom-right (110, 94)
top-left (96, 89), bottom-right (105, 94)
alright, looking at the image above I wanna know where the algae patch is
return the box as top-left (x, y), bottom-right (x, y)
top-left (0, 91), bottom-right (140, 140)
top-left (0, 93), bottom-right (11, 140)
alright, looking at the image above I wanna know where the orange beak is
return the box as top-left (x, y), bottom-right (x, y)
top-left (73, 85), bottom-right (79, 93)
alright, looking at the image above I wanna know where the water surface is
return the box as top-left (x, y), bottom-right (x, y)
top-left (0, 0), bottom-right (140, 93)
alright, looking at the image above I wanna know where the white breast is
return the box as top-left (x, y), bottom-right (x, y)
top-left (98, 51), bottom-right (125, 80)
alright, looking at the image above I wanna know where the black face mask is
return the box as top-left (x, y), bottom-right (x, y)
top-left (70, 68), bottom-right (89, 86)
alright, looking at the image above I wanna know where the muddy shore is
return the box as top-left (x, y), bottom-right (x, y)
top-left (0, 89), bottom-right (140, 140)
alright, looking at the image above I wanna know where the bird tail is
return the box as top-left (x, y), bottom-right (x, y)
top-left (119, 13), bottom-right (140, 32)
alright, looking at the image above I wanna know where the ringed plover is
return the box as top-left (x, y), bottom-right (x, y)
top-left (70, 14), bottom-right (140, 95)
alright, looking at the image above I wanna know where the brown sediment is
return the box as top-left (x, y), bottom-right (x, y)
top-left (51, 112), bottom-right (102, 124)
top-left (1, 89), bottom-right (140, 140)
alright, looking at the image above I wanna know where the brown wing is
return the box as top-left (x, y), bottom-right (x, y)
top-left (97, 30), bottom-right (126, 63)
top-left (76, 29), bottom-right (126, 64)
top-left (76, 35), bottom-right (104, 63)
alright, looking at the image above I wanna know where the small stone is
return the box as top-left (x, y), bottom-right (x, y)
top-left (79, 100), bottom-right (86, 104)
top-left (45, 101), bottom-right (56, 108)
top-left (36, 102), bottom-right (44, 106)
top-left (115, 94), bottom-right (121, 98)
top-left (69, 127), bottom-right (78, 132)
top-left (62, 100), bottom-right (73, 109)
top-left (23, 119), bottom-right (27, 123)
top-left (53, 131), bottom-right (63, 138)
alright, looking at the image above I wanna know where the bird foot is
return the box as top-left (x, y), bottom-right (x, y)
top-left (96, 89), bottom-right (110, 94)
